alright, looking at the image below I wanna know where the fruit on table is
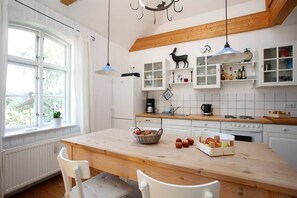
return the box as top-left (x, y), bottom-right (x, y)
top-left (187, 138), bottom-right (194, 145)
top-left (175, 142), bottom-right (183, 149)
top-left (182, 140), bottom-right (189, 147)
top-left (134, 129), bottom-right (142, 135)
top-left (221, 142), bottom-right (230, 147)
top-left (201, 135), bottom-right (232, 148)
top-left (176, 138), bottom-right (182, 142)
top-left (205, 137), bottom-right (215, 144)
top-left (134, 129), bottom-right (153, 136)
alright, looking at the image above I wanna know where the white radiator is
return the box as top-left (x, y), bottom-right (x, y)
top-left (3, 139), bottom-right (65, 195)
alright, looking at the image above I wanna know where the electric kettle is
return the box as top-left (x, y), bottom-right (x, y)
top-left (201, 104), bottom-right (213, 116)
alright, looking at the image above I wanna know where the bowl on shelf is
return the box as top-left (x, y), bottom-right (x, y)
top-left (132, 127), bottom-right (163, 144)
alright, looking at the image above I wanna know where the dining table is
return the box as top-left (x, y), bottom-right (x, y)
top-left (61, 128), bottom-right (297, 198)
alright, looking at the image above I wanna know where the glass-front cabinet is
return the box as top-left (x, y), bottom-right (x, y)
top-left (193, 56), bottom-right (220, 89)
top-left (258, 41), bottom-right (297, 87)
top-left (142, 59), bottom-right (169, 91)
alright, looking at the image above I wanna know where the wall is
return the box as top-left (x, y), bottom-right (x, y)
top-left (129, 12), bottom-right (297, 117)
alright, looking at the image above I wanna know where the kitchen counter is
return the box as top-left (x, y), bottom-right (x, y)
top-left (62, 129), bottom-right (297, 197)
top-left (136, 113), bottom-right (273, 124)
top-left (136, 113), bottom-right (297, 125)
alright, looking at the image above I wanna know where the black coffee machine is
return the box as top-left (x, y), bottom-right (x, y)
top-left (146, 98), bottom-right (155, 113)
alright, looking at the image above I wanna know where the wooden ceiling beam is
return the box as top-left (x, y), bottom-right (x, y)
top-left (130, 0), bottom-right (297, 52)
top-left (60, 0), bottom-right (77, 6)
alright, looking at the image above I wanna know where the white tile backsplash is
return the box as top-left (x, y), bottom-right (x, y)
top-left (151, 91), bottom-right (297, 117)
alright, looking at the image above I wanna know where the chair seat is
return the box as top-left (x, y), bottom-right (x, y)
top-left (71, 172), bottom-right (133, 198)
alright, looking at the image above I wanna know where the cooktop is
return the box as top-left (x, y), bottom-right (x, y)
top-left (224, 115), bottom-right (254, 120)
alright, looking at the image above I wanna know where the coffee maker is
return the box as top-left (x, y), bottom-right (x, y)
top-left (146, 98), bottom-right (155, 113)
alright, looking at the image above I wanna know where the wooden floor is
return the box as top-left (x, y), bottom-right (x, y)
top-left (7, 174), bottom-right (65, 198)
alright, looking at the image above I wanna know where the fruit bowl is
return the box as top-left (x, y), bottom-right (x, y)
top-left (132, 127), bottom-right (163, 144)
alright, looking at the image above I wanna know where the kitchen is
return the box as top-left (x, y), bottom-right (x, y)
top-left (1, 0), bottom-right (297, 197)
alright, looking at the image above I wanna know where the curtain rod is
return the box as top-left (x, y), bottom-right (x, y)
top-left (14, 0), bottom-right (96, 41)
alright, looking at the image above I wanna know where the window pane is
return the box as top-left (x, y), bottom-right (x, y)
top-left (6, 63), bottom-right (36, 95)
top-left (43, 97), bottom-right (65, 123)
top-left (6, 95), bottom-right (37, 129)
top-left (43, 69), bottom-right (66, 96)
top-left (8, 28), bottom-right (36, 60)
top-left (43, 37), bottom-right (66, 66)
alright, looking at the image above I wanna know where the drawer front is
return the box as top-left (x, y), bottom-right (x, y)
top-left (136, 117), bottom-right (161, 124)
top-left (162, 119), bottom-right (191, 126)
top-left (264, 124), bottom-right (297, 134)
top-left (192, 120), bottom-right (220, 128)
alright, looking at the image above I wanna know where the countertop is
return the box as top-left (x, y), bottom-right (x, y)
top-left (136, 113), bottom-right (297, 125)
top-left (62, 129), bottom-right (297, 197)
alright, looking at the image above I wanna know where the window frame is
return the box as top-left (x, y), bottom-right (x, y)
top-left (5, 24), bottom-right (72, 133)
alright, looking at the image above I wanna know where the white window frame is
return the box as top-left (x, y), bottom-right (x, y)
top-left (5, 24), bottom-right (72, 134)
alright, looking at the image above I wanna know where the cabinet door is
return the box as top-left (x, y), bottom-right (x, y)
top-left (258, 41), bottom-right (297, 87)
top-left (263, 131), bottom-right (297, 171)
top-left (142, 59), bottom-right (169, 91)
top-left (163, 125), bottom-right (192, 136)
top-left (193, 56), bottom-right (220, 89)
top-left (192, 127), bottom-right (220, 138)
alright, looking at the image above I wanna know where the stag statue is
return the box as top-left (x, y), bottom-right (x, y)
top-left (169, 48), bottom-right (189, 69)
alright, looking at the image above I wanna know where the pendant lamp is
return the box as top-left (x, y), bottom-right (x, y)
top-left (208, 0), bottom-right (248, 64)
top-left (96, 0), bottom-right (119, 76)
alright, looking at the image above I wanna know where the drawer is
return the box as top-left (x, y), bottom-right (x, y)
top-left (162, 119), bottom-right (191, 126)
top-left (264, 124), bottom-right (297, 134)
top-left (136, 117), bottom-right (161, 124)
top-left (192, 120), bottom-right (220, 128)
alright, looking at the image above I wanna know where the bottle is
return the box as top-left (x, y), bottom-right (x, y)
top-left (237, 69), bottom-right (242, 79)
top-left (241, 66), bottom-right (246, 79)
top-left (221, 69), bottom-right (225, 80)
top-left (229, 67), bottom-right (233, 80)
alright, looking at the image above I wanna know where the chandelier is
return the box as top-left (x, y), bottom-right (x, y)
top-left (130, 0), bottom-right (183, 24)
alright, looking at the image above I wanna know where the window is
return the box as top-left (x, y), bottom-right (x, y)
top-left (5, 25), bottom-right (71, 132)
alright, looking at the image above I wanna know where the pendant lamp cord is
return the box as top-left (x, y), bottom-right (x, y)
top-left (107, 0), bottom-right (110, 65)
top-left (225, 0), bottom-right (228, 45)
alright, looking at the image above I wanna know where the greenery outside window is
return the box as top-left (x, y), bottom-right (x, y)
top-left (5, 25), bottom-right (71, 133)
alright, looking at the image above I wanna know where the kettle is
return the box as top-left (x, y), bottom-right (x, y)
top-left (201, 104), bottom-right (213, 115)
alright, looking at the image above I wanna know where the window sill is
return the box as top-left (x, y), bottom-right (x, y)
top-left (3, 123), bottom-right (78, 138)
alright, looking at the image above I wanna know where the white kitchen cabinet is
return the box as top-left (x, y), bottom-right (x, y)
top-left (191, 120), bottom-right (220, 137)
top-left (258, 41), bottom-right (297, 87)
top-left (193, 56), bottom-right (220, 89)
top-left (142, 59), bottom-right (170, 91)
top-left (136, 117), bottom-right (162, 128)
top-left (221, 61), bottom-right (256, 83)
top-left (263, 124), bottom-right (297, 170)
top-left (162, 119), bottom-right (191, 136)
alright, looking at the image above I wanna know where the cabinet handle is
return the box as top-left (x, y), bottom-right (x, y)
top-left (282, 128), bottom-right (287, 132)
top-left (204, 123), bottom-right (208, 126)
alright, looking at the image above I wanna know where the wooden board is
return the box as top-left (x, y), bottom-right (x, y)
top-left (61, 129), bottom-right (297, 197)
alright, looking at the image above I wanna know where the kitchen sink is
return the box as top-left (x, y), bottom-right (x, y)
top-left (161, 112), bottom-right (190, 117)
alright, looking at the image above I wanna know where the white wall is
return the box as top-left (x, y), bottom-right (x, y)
top-left (129, 10), bottom-right (297, 117)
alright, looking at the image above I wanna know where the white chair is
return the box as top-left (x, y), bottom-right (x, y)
top-left (57, 147), bottom-right (133, 198)
top-left (137, 170), bottom-right (220, 198)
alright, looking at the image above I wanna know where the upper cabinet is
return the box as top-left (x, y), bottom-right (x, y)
top-left (142, 59), bottom-right (170, 91)
top-left (193, 56), bottom-right (220, 89)
top-left (257, 41), bottom-right (297, 87)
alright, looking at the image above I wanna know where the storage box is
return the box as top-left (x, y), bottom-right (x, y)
top-left (196, 131), bottom-right (235, 157)
top-left (267, 111), bottom-right (291, 118)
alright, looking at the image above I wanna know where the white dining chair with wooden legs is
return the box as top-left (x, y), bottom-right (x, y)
top-left (137, 170), bottom-right (220, 198)
top-left (57, 147), bottom-right (133, 198)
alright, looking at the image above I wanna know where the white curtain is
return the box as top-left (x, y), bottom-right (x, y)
top-left (73, 33), bottom-right (94, 134)
top-left (0, 0), bottom-right (8, 196)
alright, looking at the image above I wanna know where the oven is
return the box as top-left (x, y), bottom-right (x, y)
top-left (221, 122), bottom-right (263, 143)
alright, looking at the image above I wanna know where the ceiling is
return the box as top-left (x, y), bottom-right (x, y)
top-left (35, 0), bottom-right (266, 49)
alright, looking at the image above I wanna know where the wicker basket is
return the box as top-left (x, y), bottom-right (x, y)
top-left (132, 127), bottom-right (163, 144)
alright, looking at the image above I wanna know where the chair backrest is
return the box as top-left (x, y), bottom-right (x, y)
top-left (137, 170), bottom-right (220, 198)
top-left (57, 147), bottom-right (91, 198)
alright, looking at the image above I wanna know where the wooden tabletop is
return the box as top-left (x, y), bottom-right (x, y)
top-left (136, 113), bottom-right (297, 125)
top-left (62, 128), bottom-right (297, 197)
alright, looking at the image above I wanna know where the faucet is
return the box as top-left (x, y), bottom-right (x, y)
top-left (169, 105), bottom-right (181, 114)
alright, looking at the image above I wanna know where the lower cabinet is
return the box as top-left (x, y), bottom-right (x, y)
top-left (162, 119), bottom-right (192, 136)
top-left (263, 124), bottom-right (297, 171)
top-left (191, 120), bottom-right (220, 138)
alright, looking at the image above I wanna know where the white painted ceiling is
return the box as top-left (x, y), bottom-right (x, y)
top-left (35, 0), bottom-right (266, 49)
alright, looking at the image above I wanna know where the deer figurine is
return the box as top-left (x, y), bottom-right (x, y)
top-left (169, 48), bottom-right (189, 69)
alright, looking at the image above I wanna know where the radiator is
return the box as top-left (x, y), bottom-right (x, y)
top-left (3, 139), bottom-right (65, 195)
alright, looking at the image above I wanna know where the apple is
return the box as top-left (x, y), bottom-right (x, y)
top-left (182, 140), bottom-right (189, 147)
top-left (215, 142), bottom-right (221, 148)
top-left (176, 138), bottom-right (182, 142)
top-left (175, 142), bottom-right (183, 149)
top-left (205, 137), bottom-right (215, 144)
top-left (134, 129), bottom-right (142, 135)
top-left (187, 138), bottom-right (194, 145)
top-left (221, 142), bottom-right (229, 147)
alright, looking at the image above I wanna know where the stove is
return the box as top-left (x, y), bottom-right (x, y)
top-left (224, 115), bottom-right (254, 120)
